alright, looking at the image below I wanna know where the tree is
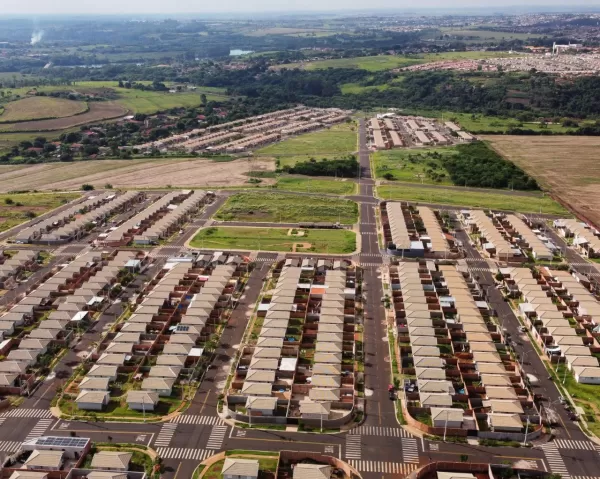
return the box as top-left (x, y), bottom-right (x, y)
top-left (4, 198), bottom-right (13, 205)
top-left (81, 184), bottom-right (94, 191)
top-left (200, 93), bottom-right (207, 105)
top-left (104, 183), bottom-right (113, 189)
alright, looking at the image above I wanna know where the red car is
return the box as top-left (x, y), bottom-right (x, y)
top-left (388, 384), bottom-right (395, 392)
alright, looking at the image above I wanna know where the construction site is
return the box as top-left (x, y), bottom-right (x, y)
top-left (368, 115), bottom-right (474, 150)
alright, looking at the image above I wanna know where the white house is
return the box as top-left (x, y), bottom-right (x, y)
top-left (573, 366), bottom-right (600, 384)
top-left (222, 458), bottom-right (259, 479)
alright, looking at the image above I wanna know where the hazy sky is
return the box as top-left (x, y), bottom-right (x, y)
top-left (4, 0), bottom-right (600, 14)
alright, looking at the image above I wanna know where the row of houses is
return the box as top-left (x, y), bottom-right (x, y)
top-left (15, 192), bottom-right (143, 245)
top-left (368, 118), bottom-right (404, 149)
top-left (210, 132), bottom-right (281, 153)
top-left (0, 250), bottom-right (146, 396)
top-left (462, 210), bottom-right (523, 262)
top-left (72, 259), bottom-right (246, 412)
top-left (555, 218), bottom-right (600, 258)
top-left (502, 267), bottom-right (600, 383)
top-left (393, 262), bottom-right (539, 439)
top-left (100, 190), bottom-right (210, 247)
top-left (132, 190), bottom-right (210, 245)
top-left (382, 203), bottom-right (459, 259)
top-left (227, 259), bottom-right (357, 426)
top-left (0, 250), bottom-right (39, 289)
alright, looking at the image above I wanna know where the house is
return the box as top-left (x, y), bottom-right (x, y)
top-left (24, 450), bottom-right (64, 471)
top-left (76, 391), bottom-right (110, 410)
top-left (149, 366), bottom-right (181, 379)
top-left (293, 464), bottom-right (332, 479)
top-left (87, 365), bottom-right (118, 381)
top-left (299, 400), bottom-right (331, 419)
top-left (8, 472), bottom-right (49, 479)
top-left (141, 377), bottom-right (174, 396)
top-left (222, 458), bottom-right (259, 479)
top-left (127, 390), bottom-right (159, 411)
top-left (488, 413), bottom-right (523, 432)
top-left (90, 451), bottom-right (132, 471)
top-left (245, 396), bottom-right (277, 416)
top-left (431, 408), bottom-right (463, 428)
top-left (573, 366), bottom-right (600, 384)
top-left (86, 473), bottom-right (129, 479)
top-left (79, 376), bottom-right (111, 391)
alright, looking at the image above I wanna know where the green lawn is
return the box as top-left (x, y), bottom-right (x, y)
top-left (341, 83), bottom-right (389, 94)
top-left (272, 155), bottom-right (338, 169)
top-left (377, 184), bottom-right (568, 215)
top-left (373, 147), bottom-right (456, 184)
top-left (278, 51), bottom-right (519, 72)
top-left (214, 192), bottom-right (359, 223)
top-left (190, 226), bottom-right (356, 254)
top-left (256, 122), bottom-right (357, 157)
top-left (275, 177), bottom-right (356, 195)
top-left (0, 192), bottom-right (80, 233)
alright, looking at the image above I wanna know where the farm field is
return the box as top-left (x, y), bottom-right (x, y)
top-left (373, 147), bottom-right (455, 185)
top-left (244, 27), bottom-right (336, 36)
top-left (439, 28), bottom-right (541, 42)
top-left (276, 51), bottom-right (517, 72)
top-left (0, 97), bottom-right (88, 123)
top-left (256, 122), bottom-right (357, 158)
top-left (0, 157), bottom-right (275, 192)
top-left (214, 192), bottom-right (358, 223)
top-left (377, 184), bottom-right (568, 215)
top-left (190, 226), bottom-right (356, 254)
top-left (0, 102), bottom-right (127, 132)
top-left (275, 177), bottom-right (356, 195)
top-left (484, 135), bottom-right (600, 225)
top-left (0, 192), bottom-right (80, 233)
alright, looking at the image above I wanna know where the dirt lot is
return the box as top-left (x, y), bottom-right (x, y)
top-left (0, 102), bottom-right (127, 132)
top-left (484, 135), bottom-right (600, 225)
top-left (0, 97), bottom-right (88, 123)
top-left (0, 157), bottom-right (275, 192)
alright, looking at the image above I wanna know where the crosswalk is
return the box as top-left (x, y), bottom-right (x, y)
top-left (0, 441), bottom-right (22, 453)
top-left (468, 267), bottom-right (492, 273)
top-left (540, 443), bottom-right (571, 478)
top-left (24, 419), bottom-right (53, 441)
top-left (206, 425), bottom-right (228, 450)
top-left (351, 426), bottom-right (413, 437)
top-left (401, 437), bottom-right (419, 463)
top-left (359, 253), bottom-right (383, 257)
top-left (155, 423), bottom-right (177, 447)
top-left (554, 439), bottom-right (598, 450)
top-left (345, 434), bottom-right (362, 459)
top-left (0, 408), bottom-right (54, 418)
top-left (156, 447), bottom-right (213, 461)
top-left (359, 263), bottom-right (384, 267)
top-left (572, 476), bottom-right (600, 479)
top-left (349, 460), bottom-right (419, 474)
top-left (0, 418), bottom-right (6, 427)
top-left (171, 415), bottom-right (224, 425)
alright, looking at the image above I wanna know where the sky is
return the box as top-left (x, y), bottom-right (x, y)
top-left (4, 0), bottom-right (600, 14)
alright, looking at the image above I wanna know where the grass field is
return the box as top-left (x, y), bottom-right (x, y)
top-left (277, 51), bottom-right (517, 72)
top-left (256, 122), bottom-right (357, 158)
top-left (190, 226), bottom-right (356, 253)
top-left (373, 147), bottom-right (456, 184)
top-left (0, 192), bottom-right (80, 232)
top-left (0, 97), bottom-right (88, 123)
top-left (0, 102), bottom-right (127, 132)
top-left (377, 184), bottom-right (568, 215)
top-left (215, 192), bottom-right (358, 223)
top-left (340, 83), bottom-right (389, 94)
top-left (439, 28), bottom-right (541, 42)
top-left (275, 177), bottom-right (356, 195)
top-left (245, 27), bottom-right (336, 36)
top-left (484, 135), bottom-right (600, 225)
top-left (0, 157), bottom-right (275, 192)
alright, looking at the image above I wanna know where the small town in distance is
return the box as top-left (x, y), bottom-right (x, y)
top-left (3, 4), bottom-right (600, 479)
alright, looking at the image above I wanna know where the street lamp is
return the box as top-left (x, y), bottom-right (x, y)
top-left (519, 350), bottom-right (530, 369)
top-left (522, 416), bottom-right (530, 446)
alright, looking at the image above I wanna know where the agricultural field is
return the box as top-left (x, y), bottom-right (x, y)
top-left (276, 51), bottom-right (517, 72)
top-left (0, 192), bottom-right (80, 233)
top-left (377, 184), bottom-right (567, 215)
top-left (438, 28), bottom-right (541, 42)
top-left (0, 157), bottom-right (275, 192)
top-left (244, 27), bottom-right (336, 36)
top-left (0, 102), bottom-right (127, 132)
top-left (214, 192), bottom-right (358, 223)
top-left (256, 122), bottom-right (357, 160)
top-left (373, 147), bottom-right (456, 185)
top-left (275, 177), bottom-right (356, 195)
top-left (0, 97), bottom-right (88, 123)
top-left (484, 135), bottom-right (600, 225)
top-left (190, 226), bottom-right (357, 254)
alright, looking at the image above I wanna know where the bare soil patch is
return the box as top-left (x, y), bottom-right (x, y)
top-left (0, 101), bottom-right (127, 132)
top-left (0, 96), bottom-right (88, 123)
top-left (0, 157), bottom-right (275, 192)
top-left (484, 135), bottom-right (600, 225)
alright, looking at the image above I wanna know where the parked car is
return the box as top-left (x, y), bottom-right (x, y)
top-left (388, 391), bottom-right (395, 400)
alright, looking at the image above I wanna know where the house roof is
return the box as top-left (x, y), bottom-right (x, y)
top-left (86, 473), bottom-right (128, 479)
top-left (127, 390), bottom-right (159, 405)
top-left (245, 396), bottom-right (277, 410)
top-left (80, 376), bottom-right (111, 391)
top-left (90, 451), bottom-right (132, 470)
top-left (293, 463), bottom-right (332, 479)
top-left (24, 450), bottom-right (64, 468)
top-left (430, 407), bottom-right (463, 423)
top-left (8, 473), bottom-right (49, 479)
top-left (222, 458), bottom-right (259, 478)
top-left (142, 377), bottom-right (175, 390)
top-left (76, 391), bottom-right (109, 404)
top-left (489, 413), bottom-right (523, 429)
top-left (299, 400), bottom-right (331, 415)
